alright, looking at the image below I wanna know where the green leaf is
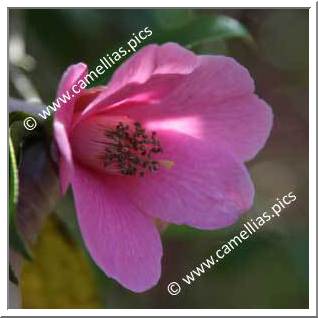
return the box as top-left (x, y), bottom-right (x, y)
top-left (9, 137), bottom-right (19, 216)
top-left (9, 135), bottom-right (32, 260)
top-left (151, 9), bottom-right (195, 30)
top-left (9, 111), bottom-right (34, 126)
top-left (12, 140), bottom-right (60, 249)
top-left (9, 99), bottom-right (52, 138)
top-left (8, 99), bottom-right (59, 261)
top-left (8, 99), bottom-right (59, 265)
top-left (153, 15), bottom-right (253, 48)
top-left (9, 100), bottom-right (50, 167)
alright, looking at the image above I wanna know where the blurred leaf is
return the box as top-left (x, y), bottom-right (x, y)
top-left (152, 9), bottom-right (195, 30)
top-left (9, 103), bottom-right (60, 286)
top-left (9, 99), bottom-right (52, 137)
top-left (9, 138), bottom-right (60, 289)
top-left (9, 120), bottom-right (26, 166)
top-left (21, 216), bottom-right (102, 308)
top-left (8, 98), bottom-right (58, 263)
top-left (9, 111), bottom-right (34, 126)
top-left (8, 96), bottom-right (59, 248)
top-left (9, 99), bottom-right (54, 174)
top-left (15, 140), bottom-right (60, 245)
top-left (9, 137), bottom-right (19, 217)
top-left (153, 15), bottom-right (252, 49)
top-left (9, 135), bottom-right (32, 260)
top-left (193, 39), bottom-right (229, 55)
top-left (163, 221), bottom-right (239, 241)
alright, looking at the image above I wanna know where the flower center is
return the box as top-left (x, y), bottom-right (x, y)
top-left (100, 121), bottom-right (163, 177)
top-left (70, 115), bottom-right (172, 177)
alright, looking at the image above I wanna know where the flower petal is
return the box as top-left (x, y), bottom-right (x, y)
top-left (107, 55), bottom-right (273, 162)
top-left (71, 165), bottom-right (163, 292)
top-left (53, 63), bottom-right (87, 193)
top-left (53, 121), bottom-right (73, 194)
top-left (78, 43), bottom-right (199, 121)
top-left (107, 42), bottom-right (198, 92)
top-left (112, 132), bottom-right (255, 230)
top-left (55, 62), bottom-right (87, 131)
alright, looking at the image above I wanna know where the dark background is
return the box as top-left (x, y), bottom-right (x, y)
top-left (9, 9), bottom-right (309, 309)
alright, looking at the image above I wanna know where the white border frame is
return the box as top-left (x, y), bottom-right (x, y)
top-left (2, 1), bottom-right (316, 316)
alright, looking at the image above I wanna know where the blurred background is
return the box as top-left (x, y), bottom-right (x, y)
top-left (8, 9), bottom-right (309, 309)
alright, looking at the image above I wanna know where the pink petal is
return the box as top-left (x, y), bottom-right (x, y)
top-left (53, 121), bottom-right (73, 194)
top-left (145, 94), bottom-right (273, 162)
top-left (71, 165), bottom-right (163, 292)
top-left (53, 63), bottom-right (87, 193)
top-left (55, 62), bottom-right (87, 131)
top-left (77, 43), bottom-right (199, 122)
top-left (108, 42), bottom-right (198, 91)
top-left (111, 132), bottom-right (255, 230)
top-left (73, 86), bottom-right (105, 112)
top-left (106, 55), bottom-right (273, 162)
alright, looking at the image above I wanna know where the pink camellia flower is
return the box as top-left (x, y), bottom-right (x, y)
top-left (53, 43), bottom-right (272, 292)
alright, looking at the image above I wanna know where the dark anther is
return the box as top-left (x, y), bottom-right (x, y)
top-left (101, 121), bottom-right (163, 176)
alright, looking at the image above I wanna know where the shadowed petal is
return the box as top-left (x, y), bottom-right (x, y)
top-left (71, 165), bottom-right (163, 292)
